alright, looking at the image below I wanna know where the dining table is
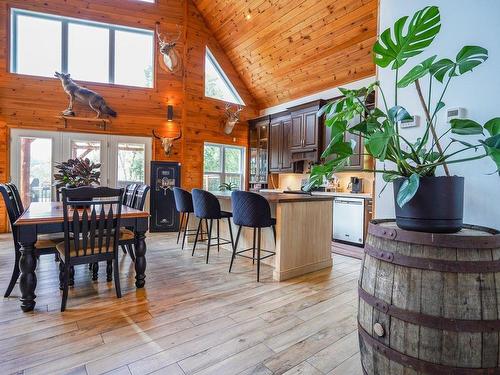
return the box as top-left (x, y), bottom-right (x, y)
top-left (13, 201), bottom-right (149, 312)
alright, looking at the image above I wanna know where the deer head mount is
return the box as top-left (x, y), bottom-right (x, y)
top-left (223, 103), bottom-right (243, 135)
top-left (156, 23), bottom-right (182, 74)
top-left (152, 129), bottom-right (182, 156)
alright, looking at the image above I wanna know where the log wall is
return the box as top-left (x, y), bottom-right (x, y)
top-left (0, 0), bottom-right (258, 232)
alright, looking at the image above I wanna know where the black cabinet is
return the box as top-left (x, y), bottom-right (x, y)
top-left (149, 161), bottom-right (181, 232)
top-left (269, 114), bottom-right (292, 173)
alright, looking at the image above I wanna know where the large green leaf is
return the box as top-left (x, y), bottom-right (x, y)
top-left (455, 46), bottom-right (488, 75)
top-left (372, 6), bottom-right (441, 69)
top-left (388, 105), bottom-right (412, 123)
top-left (429, 58), bottom-right (455, 82)
top-left (450, 119), bottom-right (484, 135)
top-left (397, 55), bottom-right (437, 88)
top-left (396, 173), bottom-right (420, 207)
top-left (366, 123), bottom-right (394, 161)
top-left (480, 134), bottom-right (500, 174)
top-left (321, 127), bottom-right (350, 159)
top-left (430, 46), bottom-right (488, 82)
top-left (485, 118), bottom-right (500, 137)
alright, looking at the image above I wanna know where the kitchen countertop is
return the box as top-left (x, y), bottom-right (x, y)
top-left (259, 189), bottom-right (372, 200)
top-left (311, 191), bottom-right (373, 199)
top-left (214, 191), bottom-right (334, 203)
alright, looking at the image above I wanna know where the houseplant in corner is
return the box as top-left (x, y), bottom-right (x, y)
top-left (307, 5), bottom-right (500, 233)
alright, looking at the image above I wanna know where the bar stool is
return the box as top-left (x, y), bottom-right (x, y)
top-left (173, 187), bottom-right (201, 250)
top-left (191, 189), bottom-right (234, 264)
top-left (230, 191), bottom-right (276, 282)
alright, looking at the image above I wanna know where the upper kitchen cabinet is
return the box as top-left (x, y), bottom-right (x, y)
top-left (249, 116), bottom-right (270, 191)
top-left (289, 100), bottom-right (324, 153)
top-left (269, 113), bottom-right (293, 173)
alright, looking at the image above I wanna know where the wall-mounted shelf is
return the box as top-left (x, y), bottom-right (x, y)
top-left (57, 116), bottom-right (110, 130)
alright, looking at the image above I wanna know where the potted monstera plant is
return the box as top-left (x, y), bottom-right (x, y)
top-left (307, 6), bottom-right (499, 233)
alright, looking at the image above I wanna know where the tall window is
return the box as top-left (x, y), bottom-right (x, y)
top-left (203, 143), bottom-right (245, 191)
top-left (10, 9), bottom-right (154, 88)
top-left (205, 47), bottom-right (244, 105)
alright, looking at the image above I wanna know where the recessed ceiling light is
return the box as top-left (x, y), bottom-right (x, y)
top-left (245, 13), bottom-right (251, 20)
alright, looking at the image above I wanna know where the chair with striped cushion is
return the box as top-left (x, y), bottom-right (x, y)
top-left (57, 186), bottom-right (124, 311)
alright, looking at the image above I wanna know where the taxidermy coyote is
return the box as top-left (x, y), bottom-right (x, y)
top-left (55, 72), bottom-right (117, 118)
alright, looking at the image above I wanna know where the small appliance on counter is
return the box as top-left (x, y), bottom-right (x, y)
top-left (348, 177), bottom-right (363, 193)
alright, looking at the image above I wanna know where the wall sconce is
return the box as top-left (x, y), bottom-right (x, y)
top-left (167, 105), bottom-right (174, 122)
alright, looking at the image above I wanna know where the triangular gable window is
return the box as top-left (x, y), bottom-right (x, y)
top-left (205, 47), bottom-right (245, 105)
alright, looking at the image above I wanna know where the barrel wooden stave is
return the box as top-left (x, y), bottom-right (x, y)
top-left (359, 221), bottom-right (500, 375)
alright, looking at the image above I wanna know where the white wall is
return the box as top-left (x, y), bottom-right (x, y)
top-left (375, 0), bottom-right (500, 230)
top-left (260, 76), bottom-right (375, 116)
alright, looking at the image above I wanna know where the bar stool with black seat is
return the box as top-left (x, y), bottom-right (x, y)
top-left (57, 186), bottom-right (124, 311)
top-left (173, 187), bottom-right (206, 250)
top-left (191, 189), bottom-right (234, 264)
top-left (230, 191), bottom-right (276, 282)
top-left (119, 184), bottom-right (150, 263)
top-left (0, 183), bottom-right (65, 297)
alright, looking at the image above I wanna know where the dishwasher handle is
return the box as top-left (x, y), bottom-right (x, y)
top-left (334, 199), bottom-right (363, 205)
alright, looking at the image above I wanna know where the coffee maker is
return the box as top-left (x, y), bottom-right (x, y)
top-left (348, 177), bottom-right (363, 193)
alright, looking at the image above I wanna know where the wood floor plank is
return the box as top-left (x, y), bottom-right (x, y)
top-left (0, 233), bottom-right (363, 375)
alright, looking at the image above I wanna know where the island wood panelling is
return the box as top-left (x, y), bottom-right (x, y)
top-left (192, 0), bottom-right (378, 107)
top-left (0, 0), bottom-right (259, 232)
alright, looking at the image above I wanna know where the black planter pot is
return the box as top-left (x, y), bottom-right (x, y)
top-left (393, 176), bottom-right (464, 233)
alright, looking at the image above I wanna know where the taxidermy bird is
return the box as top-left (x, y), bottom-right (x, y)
top-left (55, 72), bottom-right (117, 118)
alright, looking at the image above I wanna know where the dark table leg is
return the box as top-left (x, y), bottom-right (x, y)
top-left (134, 230), bottom-right (147, 288)
top-left (19, 239), bottom-right (37, 312)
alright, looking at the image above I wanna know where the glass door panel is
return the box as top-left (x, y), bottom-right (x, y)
top-left (19, 136), bottom-right (53, 206)
top-left (107, 135), bottom-right (151, 189)
top-left (116, 142), bottom-right (146, 188)
top-left (62, 133), bottom-right (107, 186)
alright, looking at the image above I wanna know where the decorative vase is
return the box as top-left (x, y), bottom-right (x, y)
top-left (393, 176), bottom-right (464, 233)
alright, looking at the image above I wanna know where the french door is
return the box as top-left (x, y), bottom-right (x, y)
top-left (10, 129), bottom-right (152, 206)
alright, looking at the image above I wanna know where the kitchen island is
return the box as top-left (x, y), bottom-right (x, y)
top-left (211, 191), bottom-right (334, 281)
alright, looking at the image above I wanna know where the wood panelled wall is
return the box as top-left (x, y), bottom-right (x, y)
top-left (0, 0), bottom-right (258, 232)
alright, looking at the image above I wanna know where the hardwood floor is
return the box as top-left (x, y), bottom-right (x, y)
top-left (0, 232), bottom-right (362, 375)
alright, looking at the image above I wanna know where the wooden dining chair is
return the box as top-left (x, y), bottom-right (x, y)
top-left (123, 183), bottom-right (138, 206)
top-left (119, 184), bottom-right (150, 262)
top-left (57, 186), bottom-right (124, 311)
top-left (0, 183), bottom-right (64, 297)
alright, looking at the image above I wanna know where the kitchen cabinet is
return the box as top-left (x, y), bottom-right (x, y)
top-left (249, 116), bottom-right (270, 191)
top-left (269, 114), bottom-right (292, 173)
top-left (290, 101), bottom-right (323, 153)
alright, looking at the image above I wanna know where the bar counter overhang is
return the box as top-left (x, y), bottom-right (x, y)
top-left (192, 191), bottom-right (334, 281)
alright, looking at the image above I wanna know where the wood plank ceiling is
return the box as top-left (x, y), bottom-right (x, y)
top-left (193, 0), bottom-right (378, 108)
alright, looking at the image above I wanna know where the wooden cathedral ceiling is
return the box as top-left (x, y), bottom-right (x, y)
top-left (193, 0), bottom-right (378, 108)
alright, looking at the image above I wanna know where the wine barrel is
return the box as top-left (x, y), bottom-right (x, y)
top-left (359, 219), bottom-right (500, 375)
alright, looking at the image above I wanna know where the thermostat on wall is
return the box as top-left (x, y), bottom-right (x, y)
top-left (447, 107), bottom-right (466, 123)
top-left (399, 115), bottom-right (420, 128)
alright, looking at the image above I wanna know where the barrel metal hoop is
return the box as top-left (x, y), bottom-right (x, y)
top-left (358, 286), bottom-right (500, 332)
top-left (358, 323), bottom-right (500, 375)
top-left (368, 219), bottom-right (500, 249)
top-left (364, 244), bottom-right (500, 273)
